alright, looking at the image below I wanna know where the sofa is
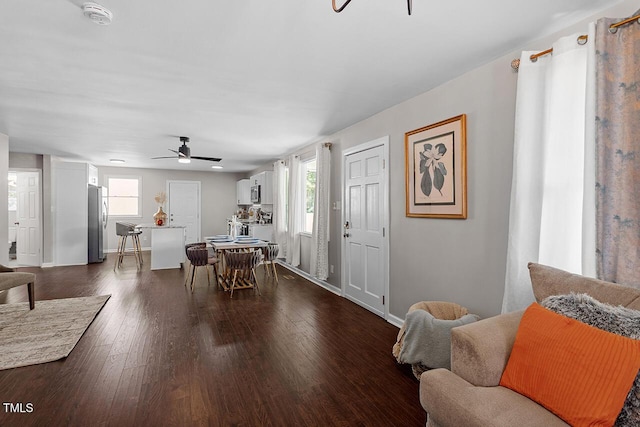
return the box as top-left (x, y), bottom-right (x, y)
top-left (419, 262), bottom-right (640, 427)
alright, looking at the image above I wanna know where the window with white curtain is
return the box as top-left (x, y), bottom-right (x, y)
top-left (107, 176), bottom-right (141, 216)
top-left (284, 165), bottom-right (289, 232)
top-left (302, 158), bottom-right (316, 234)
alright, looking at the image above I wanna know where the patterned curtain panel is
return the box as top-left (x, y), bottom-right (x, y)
top-left (272, 160), bottom-right (288, 257)
top-left (595, 14), bottom-right (640, 286)
top-left (310, 143), bottom-right (331, 280)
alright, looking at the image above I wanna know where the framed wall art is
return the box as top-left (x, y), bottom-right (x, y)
top-left (405, 114), bottom-right (467, 219)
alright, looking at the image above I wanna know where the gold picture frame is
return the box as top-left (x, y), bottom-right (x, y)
top-left (405, 114), bottom-right (467, 219)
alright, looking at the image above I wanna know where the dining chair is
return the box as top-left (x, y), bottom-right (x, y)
top-left (224, 250), bottom-right (262, 298)
top-left (185, 244), bottom-right (220, 292)
top-left (261, 243), bottom-right (280, 283)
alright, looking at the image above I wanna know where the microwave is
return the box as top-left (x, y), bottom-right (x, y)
top-left (251, 185), bottom-right (260, 204)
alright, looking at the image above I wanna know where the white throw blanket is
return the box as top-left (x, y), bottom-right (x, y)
top-left (397, 310), bottom-right (479, 369)
top-left (393, 301), bottom-right (479, 373)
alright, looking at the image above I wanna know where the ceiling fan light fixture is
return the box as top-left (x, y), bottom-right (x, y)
top-left (178, 157), bottom-right (191, 164)
top-left (82, 2), bottom-right (113, 25)
top-left (211, 165), bottom-right (223, 169)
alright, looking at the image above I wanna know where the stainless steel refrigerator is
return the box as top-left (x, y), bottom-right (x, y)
top-left (88, 184), bottom-right (108, 263)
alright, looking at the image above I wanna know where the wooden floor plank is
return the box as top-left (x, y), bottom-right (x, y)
top-left (0, 253), bottom-right (424, 426)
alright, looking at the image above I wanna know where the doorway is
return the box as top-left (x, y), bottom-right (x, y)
top-left (167, 180), bottom-right (201, 244)
top-left (341, 136), bottom-right (389, 318)
top-left (8, 170), bottom-right (42, 267)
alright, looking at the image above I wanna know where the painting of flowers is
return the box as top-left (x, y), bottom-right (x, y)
top-left (405, 115), bottom-right (467, 218)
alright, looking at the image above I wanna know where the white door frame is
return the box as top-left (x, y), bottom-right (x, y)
top-left (166, 180), bottom-right (201, 243)
top-left (11, 168), bottom-right (42, 266)
top-left (341, 136), bottom-right (390, 319)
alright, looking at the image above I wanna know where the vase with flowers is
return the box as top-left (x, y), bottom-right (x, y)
top-left (153, 191), bottom-right (167, 226)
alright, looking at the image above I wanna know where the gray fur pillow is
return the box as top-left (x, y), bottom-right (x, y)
top-left (542, 293), bottom-right (640, 427)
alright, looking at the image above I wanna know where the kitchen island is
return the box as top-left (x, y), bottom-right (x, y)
top-left (136, 224), bottom-right (186, 270)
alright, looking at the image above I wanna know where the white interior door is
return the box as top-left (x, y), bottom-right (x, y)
top-left (342, 138), bottom-right (389, 317)
top-left (16, 171), bottom-right (41, 266)
top-left (167, 181), bottom-right (200, 244)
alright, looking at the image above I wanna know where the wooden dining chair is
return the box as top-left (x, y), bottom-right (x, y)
top-left (224, 250), bottom-right (262, 298)
top-left (261, 243), bottom-right (280, 283)
top-left (185, 244), bottom-right (220, 292)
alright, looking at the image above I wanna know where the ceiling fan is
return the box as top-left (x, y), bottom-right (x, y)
top-left (152, 136), bottom-right (221, 164)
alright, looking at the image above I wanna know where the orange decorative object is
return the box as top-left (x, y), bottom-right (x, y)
top-left (500, 303), bottom-right (640, 427)
top-left (153, 206), bottom-right (167, 226)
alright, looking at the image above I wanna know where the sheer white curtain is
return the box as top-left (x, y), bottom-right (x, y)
top-left (310, 143), bottom-right (331, 280)
top-left (286, 155), bottom-right (303, 267)
top-left (272, 160), bottom-right (287, 256)
top-left (502, 27), bottom-right (597, 313)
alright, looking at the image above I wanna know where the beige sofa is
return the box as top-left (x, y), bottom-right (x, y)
top-left (420, 263), bottom-right (640, 427)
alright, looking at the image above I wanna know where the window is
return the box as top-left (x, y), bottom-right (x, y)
top-left (8, 173), bottom-right (17, 211)
top-left (107, 176), bottom-right (141, 216)
top-left (302, 159), bottom-right (316, 233)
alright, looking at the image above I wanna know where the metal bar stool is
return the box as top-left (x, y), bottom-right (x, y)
top-left (114, 226), bottom-right (142, 271)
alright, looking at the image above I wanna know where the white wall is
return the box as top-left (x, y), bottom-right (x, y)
top-left (281, 1), bottom-right (639, 319)
top-left (0, 134), bottom-right (8, 266)
top-left (98, 166), bottom-right (244, 252)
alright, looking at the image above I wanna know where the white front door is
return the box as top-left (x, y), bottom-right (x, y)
top-left (16, 171), bottom-right (41, 266)
top-left (342, 137), bottom-right (389, 318)
top-left (167, 181), bottom-right (200, 244)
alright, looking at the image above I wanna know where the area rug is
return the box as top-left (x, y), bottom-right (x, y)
top-left (0, 295), bottom-right (110, 370)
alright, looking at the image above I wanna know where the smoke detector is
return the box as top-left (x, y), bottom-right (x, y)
top-left (82, 2), bottom-right (113, 25)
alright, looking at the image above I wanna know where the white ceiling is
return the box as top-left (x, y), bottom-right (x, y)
top-left (0, 0), bottom-right (620, 172)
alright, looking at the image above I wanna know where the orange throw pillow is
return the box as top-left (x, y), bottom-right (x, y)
top-left (500, 303), bottom-right (640, 427)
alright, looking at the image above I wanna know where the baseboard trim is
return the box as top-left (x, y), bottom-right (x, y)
top-left (41, 262), bottom-right (55, 268)
top-left (277, 261), bottom-right (404, 329)
top-left (387, 313), bottom-right (404, 328)
top-left (276, 261), bottom-right (342, 296)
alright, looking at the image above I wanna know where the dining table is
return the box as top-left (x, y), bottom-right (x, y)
top-left (208, 238), bottom-right (268, 292)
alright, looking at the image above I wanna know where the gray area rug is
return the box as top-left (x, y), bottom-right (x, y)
top-left (0, 295), bottom-right (110, 370)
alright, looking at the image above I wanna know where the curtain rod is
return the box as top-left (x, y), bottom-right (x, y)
top-left (511, 13), bottom-right (640, 71)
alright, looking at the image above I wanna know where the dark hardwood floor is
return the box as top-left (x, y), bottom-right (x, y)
top-left (0, 253), bottom-right (425, 426)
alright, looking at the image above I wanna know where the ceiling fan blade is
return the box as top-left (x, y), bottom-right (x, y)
top-left (168, 148), bottom-right (188, 157)
top-left (151, 156), bottom-right (177, 159)
top-left (191, 156), bottom-right (222, 162)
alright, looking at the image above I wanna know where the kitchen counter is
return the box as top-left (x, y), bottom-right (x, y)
top-left (137, 224), bottom-right (186, 270)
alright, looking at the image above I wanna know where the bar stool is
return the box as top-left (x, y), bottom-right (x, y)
top-left (114, 229), bottom-right (143, 270)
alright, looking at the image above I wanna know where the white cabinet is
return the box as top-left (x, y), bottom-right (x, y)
top-left (249, 171), bottom-right (273, 205)
top-left (88, 164), bottom-right (98, 186)
top-left (236, 179), bottom-right (251, 205)
top-left (249, 224), bottom-right (273, 242)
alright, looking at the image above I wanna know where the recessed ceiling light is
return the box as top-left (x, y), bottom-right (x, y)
top-left (109, 159), bottom-right (125, 164)
top-left (211, 165), bottom-right (223, 169)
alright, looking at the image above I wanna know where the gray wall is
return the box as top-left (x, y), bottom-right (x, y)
top-left (98, 166), bottom-right (244, 252)
top-left (284, 0), bottom-right (639, 320)
top-left (0, 134), bottom-right (8, 265)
